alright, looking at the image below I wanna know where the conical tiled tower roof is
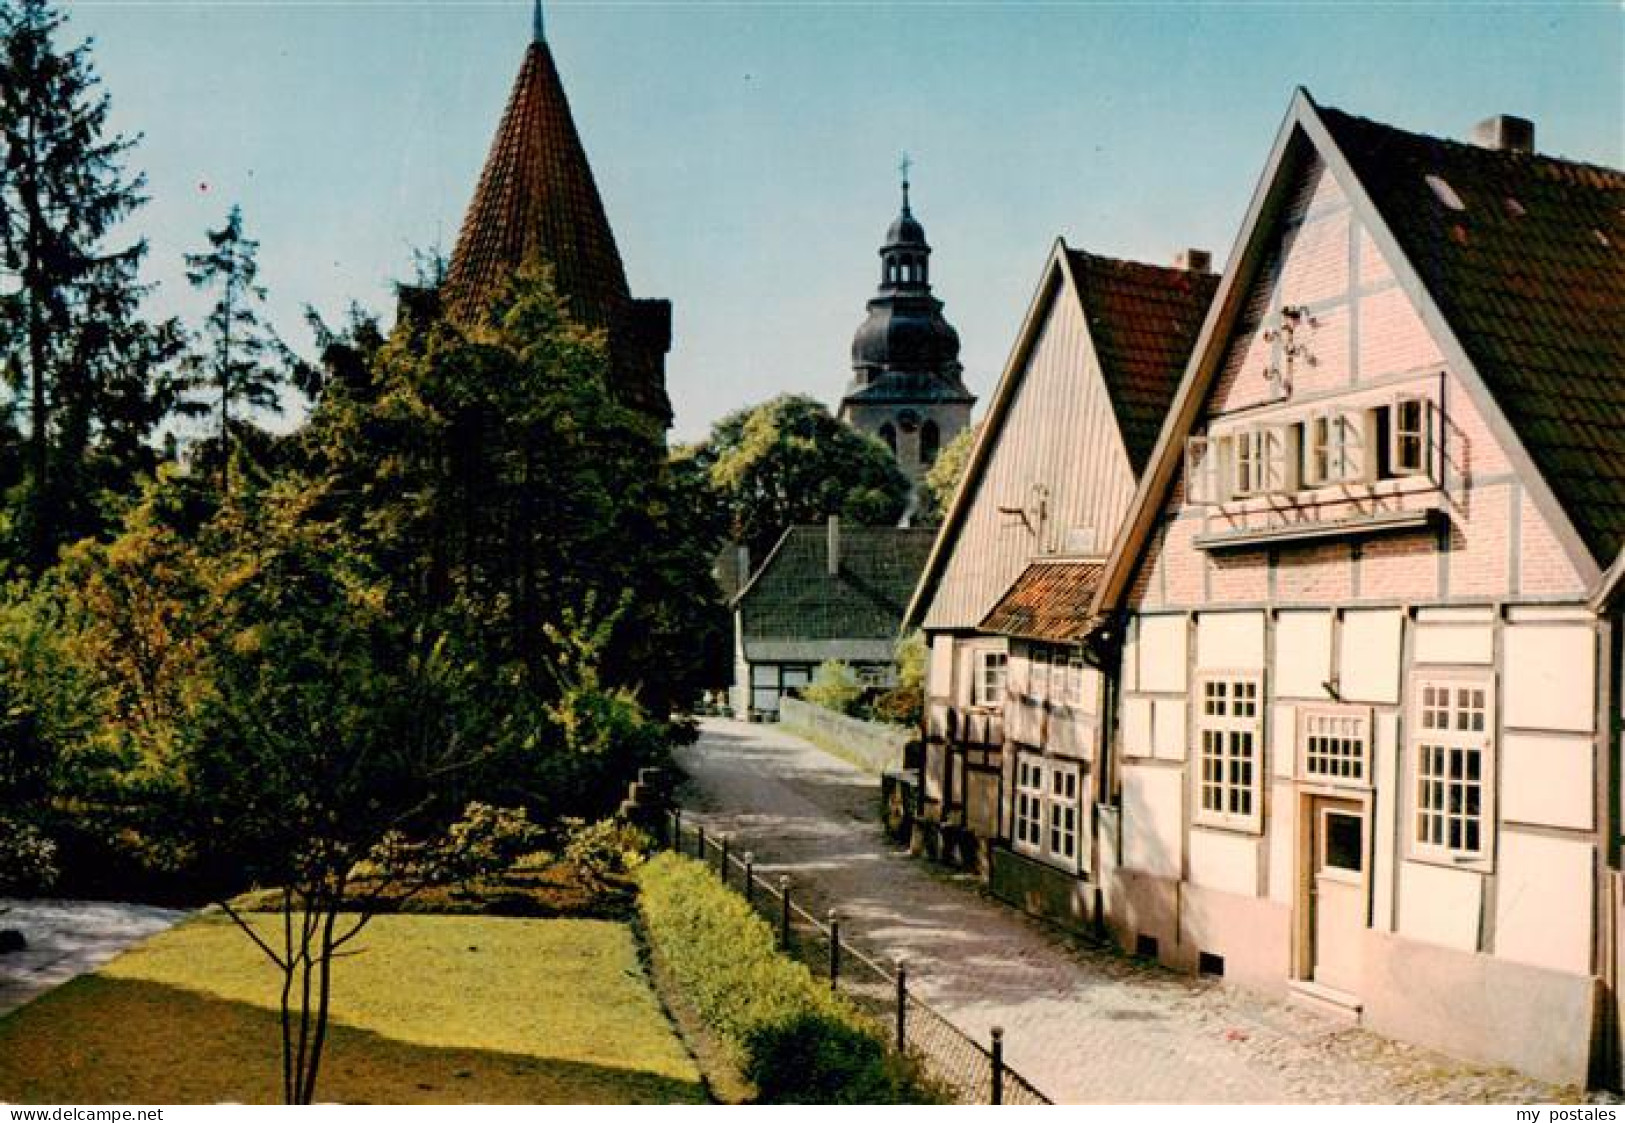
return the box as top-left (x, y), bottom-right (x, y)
top-left (441, 18), bottom-right (672, 424)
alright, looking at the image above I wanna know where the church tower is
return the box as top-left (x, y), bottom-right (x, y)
top-left (839, 166), bottom-right (975, 484)
top-left (439, 2), bottom-right (672, 427)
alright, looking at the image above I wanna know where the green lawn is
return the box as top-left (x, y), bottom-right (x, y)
top-left (0, 911), bottom-right (705, 1104)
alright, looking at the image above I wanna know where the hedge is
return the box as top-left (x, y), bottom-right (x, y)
top-left (636, 851), bottom-right (938, 1104)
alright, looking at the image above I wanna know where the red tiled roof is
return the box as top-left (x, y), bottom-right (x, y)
top-left (1320, 107), bottom-right (1625, 563)
top-left (1068, 251), bottom-right (1219, 474)
top-left (442, 41), bottom-right (673, 423)
top-left (443, 41), bottom-right (630, 328)
top-left (979, 560), bottom-right (1105, 642)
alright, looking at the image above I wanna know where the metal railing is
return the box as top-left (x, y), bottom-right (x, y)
top-left (664, 808), bottom-right (1052, 1106)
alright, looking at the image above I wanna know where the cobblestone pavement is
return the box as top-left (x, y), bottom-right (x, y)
top-left (0, 899), bottom-right (189, 1017)
top-left (675, 718), bottom-right (1577, 1105)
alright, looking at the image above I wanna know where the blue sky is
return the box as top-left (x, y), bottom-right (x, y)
top-left (65, 1), bottom-right (1624, 442)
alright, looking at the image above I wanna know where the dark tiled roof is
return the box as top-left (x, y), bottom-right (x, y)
top-left (443, 41), bottom-right (672, 422)
top-left (1320, 106), bottom-right (1625, 563)
top-left (738, 526), bottom-right (936, 644)
top-left (979, 560), bottom-right (1104, 642)
top-left (1068, 251), bottom-right (1219, 474)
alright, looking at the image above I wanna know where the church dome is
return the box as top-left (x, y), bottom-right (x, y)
top-left (851, 299), bottom-right (961, 372)
top-left (885, 208), bottom-right (927, 248)
top-left (849, 179), bottom-right (962, 376)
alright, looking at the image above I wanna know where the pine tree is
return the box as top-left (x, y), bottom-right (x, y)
top-left (0, 0), bottom-right (164, 568)
top-left (184, 204), bottom-right (285, 493)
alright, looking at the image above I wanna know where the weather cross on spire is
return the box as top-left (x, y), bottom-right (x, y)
top-left (899, 151), bottom-right (912, 212)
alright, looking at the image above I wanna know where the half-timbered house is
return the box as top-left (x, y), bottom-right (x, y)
top-left (901, 241), bottom-right (1215, 910)
top-left (1087, 90), bottom-right (1625, 1084)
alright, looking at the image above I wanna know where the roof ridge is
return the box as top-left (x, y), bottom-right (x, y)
top-left (1317, 102), bottom-right (1625, 183)
top-left (1066, 247), bottom-right (1211, 279)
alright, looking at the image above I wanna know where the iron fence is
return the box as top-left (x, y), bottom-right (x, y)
top-left (663, 808), bottom-right (1052, 1106)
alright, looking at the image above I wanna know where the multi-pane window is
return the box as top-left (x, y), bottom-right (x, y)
top-left (1014, 756), bottom-right (1044, 851)
top-left (1232, 427), bottom-right (1292, 496)
top-left (1184, 394), bottom-right (1438, 507)
top-left (1411, 677), bottom-right (1493, 864)
top-left (1195, 675), bottom-right (1264, 830)
top-left (1304, 411), bottom-right (1367, 486)
top-left (1062, 650), bottom-right (1087, 706)
top-left (1047, 765), bottom-right (1079, 860)
top-left (1186, 435), bottom-right (1223, 505)
top-left (1299, 706), bottom-right (1371, 786)
top-left (1390, 395), bottom-right (1432, 476)
top-left (1012, 752), bottom-right (1081, 869)
top-left (975, 651), bottom-right (1008, 708)
top-left (1029, 646), bottom-right (1051, 699)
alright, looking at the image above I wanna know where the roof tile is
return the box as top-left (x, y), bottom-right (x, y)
top-left (1320, 106), bottom-right (1625, 562)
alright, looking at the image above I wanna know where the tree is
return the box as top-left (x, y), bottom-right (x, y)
top-left (184, 204), bottom-right (286, 493)
top-left (297, 262), bottom-right (722, 717)
top-left (916, 421), bottom-right (978, 525)
top-left (687, 394), bottom-right (911, 563)
top-left (0, 0), bottom-right (171, 567)
top-left (180, 474), bottom-right (497, 1103)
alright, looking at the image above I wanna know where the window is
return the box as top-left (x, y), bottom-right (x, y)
top-left (878, 423), bottom-right (897, 455)
top-left (1233, 428), bottom-right (1267, 496)
top-left (1048, 764), bottom-right (1080, 860)
top-left (1186, 435), bottom-right (1224, 505)
top-left (1062, 650), bottom-right (1087, 706)
top-left (1029, 646), bottom-right (1051, 699)
top-left (921, 420), bottom-right (941, 466)
top-left (1303, 411), bottom-right (1368, 486)
top-left (1195, 674), bottom-right (1263, 830)
top-left (1184, 392), bottom-right (1438, 507)
top-left (1231, 426), bottom-right (1295, 497)
top-left (1012, 752), bottom-right (1081, 869)
top-left (974, 650), bottom-right (1007, 708)
top-left (1299, 706), bottom-right (1371, 787)
top-left (1321, 809), bottom-right (1365, 874)
top-left (1014, 756), bottom-right (1044, 851)
top-left (1410, 676), bottom-right (1493, 864)
top-left (1390, 395), bottom-right (1432, 476)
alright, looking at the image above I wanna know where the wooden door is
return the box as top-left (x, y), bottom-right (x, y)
top-left (1309, 797), bottom-right (1366, 993)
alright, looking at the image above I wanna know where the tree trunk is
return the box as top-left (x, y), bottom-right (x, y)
top-left (219, 286), bottom-right (234, 496)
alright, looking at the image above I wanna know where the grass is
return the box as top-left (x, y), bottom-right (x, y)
top-left (0, 911), bottom-right (705, 1104)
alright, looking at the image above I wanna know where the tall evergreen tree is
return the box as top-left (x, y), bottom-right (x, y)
top-left (184, 204), bottom-right (284, 493)
top-left (0, 0), bottom-right (164, 567)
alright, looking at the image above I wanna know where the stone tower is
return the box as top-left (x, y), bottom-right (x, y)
top-left (839, 172), bottom-right (975, 485)
top-left (439, 2), bottom-right (672, 427)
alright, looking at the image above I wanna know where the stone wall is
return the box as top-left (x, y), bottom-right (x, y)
top-left (779, 697), bottom-right (911, 775)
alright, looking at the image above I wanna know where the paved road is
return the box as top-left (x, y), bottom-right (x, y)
top-left (0, 899), bottom-right (189, 1017)
top-left (675, 719), bottom-right (1565, 1104)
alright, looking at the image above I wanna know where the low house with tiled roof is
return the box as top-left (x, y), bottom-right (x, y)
top-left (1085, 89), bottom-right (1625, 1085)
top-left (731, 519), bottom-right (935, 719)
top-left (436, 3), bottom-right (672, 427)
top-left (899, 240), bottom-right (1216, 915)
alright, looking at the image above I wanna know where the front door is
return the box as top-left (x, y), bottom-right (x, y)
top-left (1308, 796), bottom-right (1366, 993)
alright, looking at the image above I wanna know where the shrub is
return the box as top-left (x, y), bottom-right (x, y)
top-left (636, 851), bottom-right (935, 1103)
top-left (0, 816), bottom-right (59, 894)
top-left (564, 817), bottom-right (652, 889)
top-left (801, 660), bottom-right (862, 716)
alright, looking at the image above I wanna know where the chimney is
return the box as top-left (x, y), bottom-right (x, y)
top-left (826, 514), bottom-right (841, 577)
top-left (736, 544), bottom-right (751, 584)
top-left (1174, 248), bottom-right (1213, 274)
top-left (1472, 115), bottom-right (1535, 154)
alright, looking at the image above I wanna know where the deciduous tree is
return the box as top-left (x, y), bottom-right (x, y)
top-left (686, 394), bottom-right (910, 563)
